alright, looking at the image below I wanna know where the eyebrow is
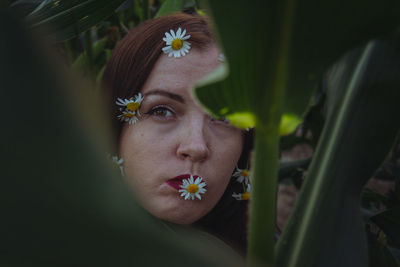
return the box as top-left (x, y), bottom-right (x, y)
top-left (144, 89), bottom-right (185, 103)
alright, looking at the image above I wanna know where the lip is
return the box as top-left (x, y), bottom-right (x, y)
top-left (166, 174), bottom-right (199, 190)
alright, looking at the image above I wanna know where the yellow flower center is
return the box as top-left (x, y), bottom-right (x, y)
top-left (171, 38), bottom-right (183, 50)
top-left (241, 170), bottom-right (249, 177)
top-left (126, 102), bottom-right (140, 111)
top-left (124, 112), bottom-right (133, 118)
top-left (187, 184), bottom-right (199, 194)
top-left (241, 192), bottom-right (250, 200)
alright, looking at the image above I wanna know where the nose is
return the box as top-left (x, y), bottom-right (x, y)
top-left (176, 116), bottom-right (210, 162)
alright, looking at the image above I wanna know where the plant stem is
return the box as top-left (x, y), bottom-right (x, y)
top-left (247, 0), bottom-right (295, 263)
top-left (247, 124), bottom-right (280, 267)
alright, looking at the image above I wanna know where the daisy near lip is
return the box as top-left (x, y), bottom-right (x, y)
top-left (179, 175), bottom-right (207, 200)
top-left (166, 174), bottom-right (192, 190)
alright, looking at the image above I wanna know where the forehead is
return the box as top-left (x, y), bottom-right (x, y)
top-left (141, 45), bottom-right (220, 97)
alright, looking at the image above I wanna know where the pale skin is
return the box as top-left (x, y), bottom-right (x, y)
top-left (119, 44), bottom-right (244, 224)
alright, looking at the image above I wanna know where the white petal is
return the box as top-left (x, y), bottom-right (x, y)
top-left (176, 27), bottom-right (182, 38)
top-left (182, 43), bottom-right (190, 50)
top-left (195, 193), bottom-right (201, 200)
top-left (135, 93), bottom-right (143, 102)
top-left (162, 46), bottom-right (171, 53)
top-left (170, 29), bottom-right (176, 39)
top-left (164, 32), bottom-right (172, 41)
top-left (182, 34), bottom-right (190, 40)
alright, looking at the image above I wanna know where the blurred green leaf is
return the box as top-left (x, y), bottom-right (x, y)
top-left (72, 37), bottom-right (107, 69)
top-left (1, 10), bottom-right (244, 267)
top-left (279, 113), bottom-right (302, 136)
top-left (155, 0), bottom-right (185, 18)
top-left (26, 0), bottom-right (126, 42)
top-left (276, 37), bottom-right (400, 267)
top-left (197, 0), bottom-right (400, 119)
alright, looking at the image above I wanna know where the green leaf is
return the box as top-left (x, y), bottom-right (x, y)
top-left (155, 0), bottom-right (185, 18)
top-left (279, 113), bottom-right (302, 136)
top-left (276, 37), bottom-right (400, 267)
top-left (196, 0), bottom-right (400, 119)
top-left (72, 38), bottom-right (107, 69)
top-left (26, 0), bottom-right (126, 42)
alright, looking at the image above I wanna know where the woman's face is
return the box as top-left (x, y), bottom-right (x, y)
top-left (119, 44), bottom-right (243, 224)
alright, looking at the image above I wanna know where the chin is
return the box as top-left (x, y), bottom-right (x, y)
top-left (150, 202), bottom-right (211, 225)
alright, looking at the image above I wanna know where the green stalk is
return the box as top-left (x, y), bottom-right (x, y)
top-left (247, 0), bottom-right (295, 265)
top-left (247, 124), bottom-right (280, 267)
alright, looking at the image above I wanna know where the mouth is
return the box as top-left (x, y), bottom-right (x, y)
top-left (166, 174), bottom-right (199, 190)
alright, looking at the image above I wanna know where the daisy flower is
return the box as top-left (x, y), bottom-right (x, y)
top-left (117, 110), bottom-right (139, 124)
top-left (162, 28), bottom-right (191, 58)
top-left (116, 93), bottom-right (144, 113)
top-left (233, 166), bottom-right (251, 185)
top-left (116, 93), bottom-right (143, 124)
top-left (111, 155), bottom-right (125, 176)
top-left (179, 175), bottom-right (207, 200)
top-left (232, 184), bottom-right (251, 201)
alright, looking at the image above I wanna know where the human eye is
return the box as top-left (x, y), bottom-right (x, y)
top-left (145, 105), bottom-right (175, 119)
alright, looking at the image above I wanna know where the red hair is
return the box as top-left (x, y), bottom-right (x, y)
top-left (102, 13), bottom-right (214, 142)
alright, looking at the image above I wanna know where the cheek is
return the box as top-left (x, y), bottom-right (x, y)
top-left (121, 124), bottom-right (169, 157)
top-left (119, 122), bottom-right (177, 185)
top-left (215, 130), bottom-right (243, 164)
top-left (119, 125), bottom-right (157, 177)
top-left (209, 131), bottom-right (244, 186)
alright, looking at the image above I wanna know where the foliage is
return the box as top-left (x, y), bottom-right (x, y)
top-left (3, 0), bottom-right (400, 266)
top-left (195, 0), bottom-right (400, 266)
